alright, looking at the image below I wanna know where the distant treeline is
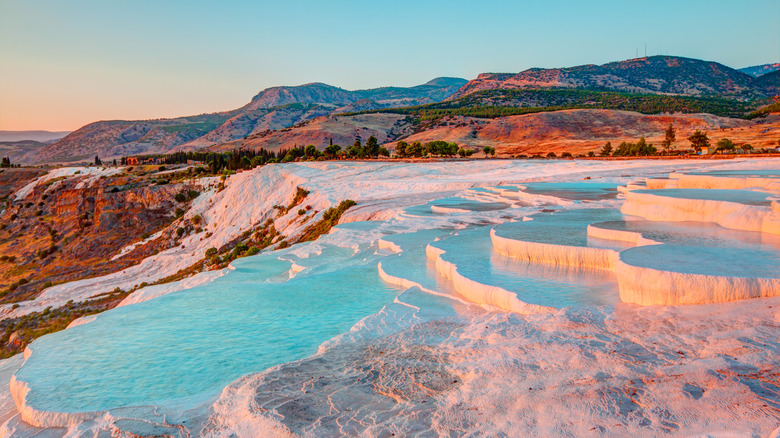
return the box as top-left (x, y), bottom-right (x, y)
top-left (130, 148), bottom-right (279, 173)
top-left (352, 88), bottom-right (758, 120)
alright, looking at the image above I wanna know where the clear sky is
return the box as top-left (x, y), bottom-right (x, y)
top-left (1, 0), bottom-right (778, 131)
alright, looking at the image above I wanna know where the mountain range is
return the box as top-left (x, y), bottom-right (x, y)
top-left (25, 78), bottom-right (466, 163)
top-left (739, 62), bottom-right (780, 77)
top-left (19, 56), bottom-right (780, 164)
top-left (447, 56), bottom-right (777, 101)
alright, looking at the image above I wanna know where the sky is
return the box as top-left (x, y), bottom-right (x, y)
top-left (1, 0), bottom-right (778, 131)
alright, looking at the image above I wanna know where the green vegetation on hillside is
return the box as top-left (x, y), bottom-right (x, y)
top-left (353, 89), bottom-right (759, 120)
top-left (747, 101), bottom-right (780, 119)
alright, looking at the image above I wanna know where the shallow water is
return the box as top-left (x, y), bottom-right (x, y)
top-left (16, 244), bottom-right (398, 413)
top-left (493, 209), bottom-right (625, 247)
top-left (521, 182), bottom-right (619, 201)
top-left (633, 188), bottom-right (775, 205)
top-left (433, 226), bottom-right (620, 307)
top-left (10, 174), bottom-right (780, 436)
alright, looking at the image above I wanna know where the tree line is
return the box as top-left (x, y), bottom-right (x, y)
top-left (597, 124), bottom-right (769, 157)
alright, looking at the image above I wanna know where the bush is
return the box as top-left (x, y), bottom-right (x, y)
top-left (191, 214), bottom-right (202, 225)
top-left (205, 247), bottom-right (217, 257)
top-left (245, 246), bottom-right (260, 256)
top-left (298, 209), bottom-right (306, 216)
top-left (176, 227), bottom-right (185, 237)
top-left (141, 232), bottom-right (151, 239)
top-left (174, 193), bottom-right (186, 203)
top-left (546, 152), bottom-right (557, 158)
top-left (175, 208), bottom-right (184, 218)
top-left (187, 190), bottom-right (200, 200)
top-left (561, 152), bottom-right (573, 158)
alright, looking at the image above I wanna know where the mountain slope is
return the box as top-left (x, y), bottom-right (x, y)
top-left (29, 78), bottom-right (466, 164)
top-left (208, 113), bottom-right (413, 153)
top-left (755, 70), bottom-right (780, 97)
top-left (387, 109), bottom-right (779, 156)
top-left (0, 131), bottom-right (70, 142)
top-left (449, 56), bottom-right (766, 100)
top-left (27, 113), bottom-right (232, 163)
top-left (739, 62), bottom-right (780, 77)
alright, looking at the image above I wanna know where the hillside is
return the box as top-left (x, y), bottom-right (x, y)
top-left (739, 62), bottom-right (780, 77)
top-left (366, 88), bottom-right (755, 120)
top-left (26, 113), bottom-right (233, 164)
top-left (387, 109), bottom-right (779, 157)
top-left (28, 78), bottom-right (466, 164)
top-left (0, 140), bottom-right (49, 164)
top-left (448, 56), bottom-right (768, 101)
top-left (755, 70), bottom-right (780, 97)
top-left (208, 113), bottom-right (414, 153)
top-left (0, 131), bottom-right (70, 142)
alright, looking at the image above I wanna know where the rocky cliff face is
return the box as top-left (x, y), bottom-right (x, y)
top-left (0, 170), bottom-right (198, 302)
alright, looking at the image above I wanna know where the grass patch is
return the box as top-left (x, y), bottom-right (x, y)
top-left (295, 200), bottom-right (356, 244)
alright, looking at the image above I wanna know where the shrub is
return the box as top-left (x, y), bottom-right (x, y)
top-left (187, 190), bottom-right (200, 200)
top-left (176, 227), bottom-right (185, 237)
top-left (174, 193), bottom-right (186, 203)
top-left (191, 214), bottom-right (202, 225)
top-left (245, 246), bottom-right (260, 256)
top-left (546, 152), bottom-right (557, 158)
top-left (561, 152), bottom-right (573, 158)
top-left (298, 209), bottom-right (306, 216)
top-left (175, 208), bottom-right (184, 218)
top-left (205, 247), bottom-right (217, 257)
top-left (141, 232), bottom-right (151, 239)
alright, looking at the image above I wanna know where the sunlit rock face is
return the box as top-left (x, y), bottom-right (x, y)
top-left (3, 160), bottom-right (780, 437)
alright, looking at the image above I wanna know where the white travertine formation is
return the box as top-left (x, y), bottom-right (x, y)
top-left (614, 258), bottom-right (780, 306)
top-left (425, 244), bottom-right (554, 315)
top-left (621, 190), bottom-right (780, 235)
top-left (491, 228), bottom-right (618, 270)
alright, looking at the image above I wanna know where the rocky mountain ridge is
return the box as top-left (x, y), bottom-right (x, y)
top-left (27, 78), bottom-right (466, 164)
top-left (739, 62), bottom-right (780, 77)
top-left (447, 56), bottom-right (774, 101)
